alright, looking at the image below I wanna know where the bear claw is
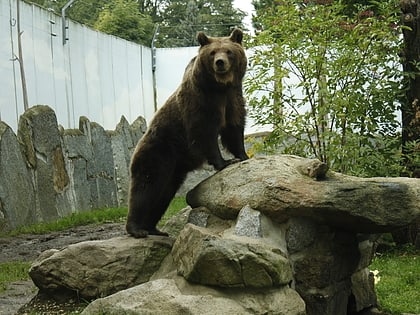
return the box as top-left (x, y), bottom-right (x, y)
top-left (127, 228), bottom-right (149, 238)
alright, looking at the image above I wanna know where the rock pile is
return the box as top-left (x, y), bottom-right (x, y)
top-left (29, 155), bottom-right (420, 315)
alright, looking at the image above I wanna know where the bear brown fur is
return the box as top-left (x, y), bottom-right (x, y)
top-left (126, 29), bottom-right (248, 238)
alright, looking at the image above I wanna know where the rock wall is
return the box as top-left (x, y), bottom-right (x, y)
top-left (0, 105), bottom-right (146, 232)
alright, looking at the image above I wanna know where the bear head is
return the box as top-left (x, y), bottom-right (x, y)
top-left (196, 28), bottom-right (247, 85)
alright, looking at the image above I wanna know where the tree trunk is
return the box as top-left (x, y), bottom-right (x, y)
top-left (400, 0), bottom-right (420, 177)
top-left (393, 0), bottom-right (420, 248)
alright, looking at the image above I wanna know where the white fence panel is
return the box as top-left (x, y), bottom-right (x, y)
top-left (0, 0), bottom-right (156, 131)
top-left (155, 46), bottom-right (198, 109)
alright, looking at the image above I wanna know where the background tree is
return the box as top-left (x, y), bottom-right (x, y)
top-left (27, 0), bottom-right (109, 27)
top-left (94, 0), bottom-right (154, 46)
top-left (246, 0), bottom-right (403, 176)
top-left (391, 0), bottom-right (420, 247)
top-left (160, 0), bottom-right (201, 47)
top-left (26, 0), bottom-right (246, 47)
top-left (157, 0), bottom-right (246, 47)
top-left (137, 0), bottom-right (165, 23)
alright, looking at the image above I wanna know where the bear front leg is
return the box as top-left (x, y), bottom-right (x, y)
top-left (221, 125), bottom-right (249, 161)
top-left (204, 137), bottom-right (236, 171)
top-left (189, 124), bottom-right (229, 170)
top-left (207, 148), bottom-right (230, 170)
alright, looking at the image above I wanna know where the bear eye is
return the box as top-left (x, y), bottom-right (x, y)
top-left (227, 50), bottom-right (233, 56)
top-left (210, 50), bottom-right (216, 56)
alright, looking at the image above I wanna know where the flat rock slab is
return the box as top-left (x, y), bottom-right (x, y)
top-left (187, 155), bottom-right (420, 232)
top-left (81, 278), bottom-right (306, 315)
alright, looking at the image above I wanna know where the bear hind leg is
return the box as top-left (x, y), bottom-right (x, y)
top-left (127, 162), bottom-right (186, 238)
top-left (126, 186), bottom-right (156, 238)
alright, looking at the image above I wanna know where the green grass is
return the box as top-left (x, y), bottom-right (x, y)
top-left (370, 246), bottom-right (420, 314)
top-left (0, 197), bottom-right (188, 238)
top-left (159, 196), bottom-right (189, 226)
top-left (0, 261), bottom-right (31, 293)
top-left (0, 207), bottom-right (128, 237)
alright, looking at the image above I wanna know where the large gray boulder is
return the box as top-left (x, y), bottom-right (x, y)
top-left (79, 116), bottom-right (118, 209)
top-left (17, 105), bottom-right (66, 221)
top-left (109, 116), bottom-right (146, 206)
top-left (187, 155), bottom-right (420, 232)
top-left (58, 127), bottom-right (94, 214)
top-left (29, 236), bottom-right (173, 299)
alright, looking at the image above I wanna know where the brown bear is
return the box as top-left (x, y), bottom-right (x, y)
top-left (126, 28), bottom-right (248, 238)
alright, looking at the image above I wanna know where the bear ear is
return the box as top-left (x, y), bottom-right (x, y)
top-left (229, 28), bottom-right (243, 45)
top-left (197, 32), bottom-right (210, 46)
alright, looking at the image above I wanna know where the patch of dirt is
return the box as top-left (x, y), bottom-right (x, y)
top-left (0, 222), bottom-right (125, 315)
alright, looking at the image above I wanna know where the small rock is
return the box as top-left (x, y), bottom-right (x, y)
top-left (234, 205), bottom-right (262, 238)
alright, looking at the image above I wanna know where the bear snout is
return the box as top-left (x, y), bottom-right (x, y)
top-left (216, 59), bottom-right (225, 69)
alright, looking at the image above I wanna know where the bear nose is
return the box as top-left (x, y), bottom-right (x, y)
top-left (215, 59), bottom-right (225, 69)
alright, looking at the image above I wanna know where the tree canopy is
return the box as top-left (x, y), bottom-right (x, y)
top-left (94, 0), bottom-right (154, 45)
top-left (156, 0), bottom-right (246, 47)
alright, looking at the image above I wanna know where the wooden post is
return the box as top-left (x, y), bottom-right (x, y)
top-left (16, 0), bottom-right (29, 111)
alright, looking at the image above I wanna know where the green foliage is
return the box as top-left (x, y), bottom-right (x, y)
top-left (0, 262), bottom-right (31, 293)
top-left (27, 0), bottom-right (109, 27)
top-left (402, 139), bottom-right (420, 177)
top-left (370, 246), bottom-right (420, 314)
top-left (94, 0), bottom-right (154, 46)
top-left (246, 0), bottom-right (404, 176)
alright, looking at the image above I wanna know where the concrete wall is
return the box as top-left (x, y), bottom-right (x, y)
top-left (0, 105), bottom-right (146, 232)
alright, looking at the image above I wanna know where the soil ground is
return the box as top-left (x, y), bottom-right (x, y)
top-left (0, 222), bottom-right (125, 315)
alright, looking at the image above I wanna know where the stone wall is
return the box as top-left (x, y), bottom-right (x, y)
top-left (0, 105), bottom-right (147, 232)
